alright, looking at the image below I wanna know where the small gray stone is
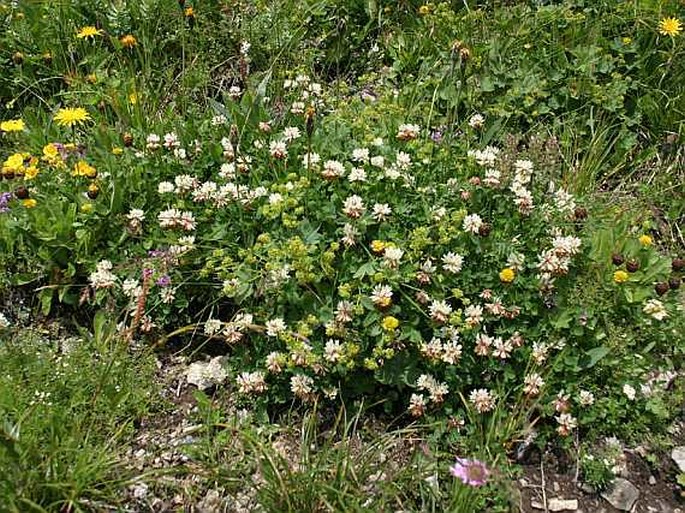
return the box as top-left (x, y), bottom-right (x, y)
top-left (672, 446), bottom-right (685, 473)
top-left (531, 498), bottom-right (578, 511)
top-left (601, 478), bottom-right (639, 511)
top-left (553, 481), bottom-right (561, 492)
top-left (649, 475), bottom-right (657, 485)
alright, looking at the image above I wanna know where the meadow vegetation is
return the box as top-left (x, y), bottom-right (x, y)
top-left (0, 0), bottom-right (683, 511)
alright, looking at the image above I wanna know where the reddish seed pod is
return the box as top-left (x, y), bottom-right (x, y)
top-left (611, 254), bottom-right (624, 266)
top-left (655, 282), bottom-right (669, 296)
top-left (626, 259), bottom-right (640, 273)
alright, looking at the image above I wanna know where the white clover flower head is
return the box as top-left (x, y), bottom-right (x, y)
top-left (265, 318), bottom-right (287, 337)
top-left (469, 388), bottom-right (495, 413)
top-left (462, 213), bottom-right (483, 234)
top-left (442, 252), bottom-right (464, 274)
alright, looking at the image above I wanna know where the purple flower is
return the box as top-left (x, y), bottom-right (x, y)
top-left (156, 274), bottom-right (171, 287)
top-left (0, 192), bottom-right (12, 213)
top-left (142, 268), bottom-right (155, 279)
top-left (449, 457), bottom-right (489, 487)
top-left (430, 130), bottom-right (443, 144)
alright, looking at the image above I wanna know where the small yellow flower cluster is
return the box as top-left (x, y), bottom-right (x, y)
top-left (2, 153), bottom-right (39, 180)
top-left (0, 119), bottom-right (25, 132)
top-left (613, 270), bottom-right (629, 283)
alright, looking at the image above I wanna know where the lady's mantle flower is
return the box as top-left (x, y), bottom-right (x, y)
top-left (450, 458), bottom-right (489, 487)
top-left (76, 26), bottom-right (103, 39)
top-left (658, 17), bottom-right (682, 37)
top-left (54, 107), bottom-right (91, 127)
top-left (0, 119), bottom-right (25, 132)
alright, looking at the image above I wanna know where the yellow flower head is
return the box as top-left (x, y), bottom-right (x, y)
top-left (658, 17), bottom-right (682, 37)
top-left (639, 234), bottom-right (653, 247)
top-left (72, 160), bottom-right (97, 178)
top-left (86, 73), bottom-right (98, 84)
top-left (128, 92), bottom-right (138, 105)
top-left (371, 240), bottom-right (387, 254)
top-left (22, 198), bottom-right (37, 208)
top-left (54, 107), bottom-right (91, 127)
top-left (24, 166), bottom-right (39, 180)
top-left (499, 267), bottom-right (516, 283)
top-left (0, 119), bottom-right (25, 132)
top-left (184, 6), bottom-right (195, 17)
top-left (613, 270), bottom-right (629, 283)
top-left (76, 26), bottom-right (103, 40)
top-left (3, 153), bottom-right (25, 173)
top-left (81, 203), bottom-right (94, 213)
top-left (381, 316), bottom-right (399, 331)
top-left (418, 4), bottom-right (431, 15)
top-left (120, 34), bottom-right (137, 48)
top-left (112, 146), bottom-right (123, 155)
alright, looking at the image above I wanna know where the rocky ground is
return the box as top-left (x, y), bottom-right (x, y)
top-left (113, 352), bottom-right (685, 512)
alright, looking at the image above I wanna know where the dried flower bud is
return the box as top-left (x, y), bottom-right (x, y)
top-left (14, 186), bottom-right (29, 199)
top-left (655, 282), bottom-right (669, 296)
top-left (626, 259), bottom-right (640, 273)
top-left (668, 277), bottom-right (681, 290)
top-left (611, 253), bottom-right (624, 266)
top-left (123, 133), bottom-right (134, 147)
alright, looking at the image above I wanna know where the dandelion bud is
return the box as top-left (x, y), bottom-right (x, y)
top-left (672, 258), bottom-right (685, 272)
top-left (305, 106), bottom-right (315, 137)
top-left (655, 282), bottom-right (669, 296)
top-left (14, 186), bottom-right (29, 200)
top-left (574, 207), bottom-right (588, 221)
top-left (626, 259), bottom-right (640, 273)
top-left (123, 132), bottom-right (134, 147)
top-left (459, 47), bottom-right (471, 62)
top-left (611, 253), bottom-right (624, 266)
top-left (43, 52), bottom-right (53, 64)
top-left (13, 52), bottom-right (24, 65)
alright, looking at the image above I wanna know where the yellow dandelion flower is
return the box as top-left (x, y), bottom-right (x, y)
top-left (112, 146), bottom-right (123, 155)
top-left (24, 166), bottom-right (39, 180)
top-left (22, 198), bottom-right (37, 208)
top-left (54, 107), bottom-right (91, 127)
top-left (499, 267), bottom-right (516, 283)
top-left (613, 270), bottom-right (629, 283)
top-left (120, 34), bottom-right (137, 48)
top-left (658, 17), bottom-right (682, 37)
top-left (184, 7), bottom-right (195, 17)
top-left (128, 92), bottom-right (138, 105)
top-left (72, 160), bottom-right (97, 178)
top-left (81, 203), bottom-right (94, 213)
top-left (639, 234), bottom-right (653, 247)
top-left (381, 316), bottom-right (399, 331)
top-left (86, 73), bottom-right (98, 84)
top-left (3, 153), bottom-right (25, 172)
top-left (76, 26), bottom-right (103, 39)
top-left (0, 119), bottom-right (25, 132)
top-left (418, 5), bottom-right (431, 15)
